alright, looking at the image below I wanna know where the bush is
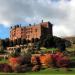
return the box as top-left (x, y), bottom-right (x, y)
top-left (20, 53), bottom-right (31, 65)
top-left (8, 56), bottom-right (21, 70)
top-left (0, 63), bottom-right (12, 72)
top-left (14, 64), bottom-right (31, 73)
top-left (0, 50), bottom-right (6, 54)
top-left (56, 56), bottom-right (70, 68)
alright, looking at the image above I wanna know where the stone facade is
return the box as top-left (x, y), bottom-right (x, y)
top-left (10, 21), bottom-right (53, 41)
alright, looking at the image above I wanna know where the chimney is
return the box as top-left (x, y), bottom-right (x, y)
top-left (29, 24), bottom-right (31, 26)
top-left (17, 25), bottom-right (19, 27)
top-left (42, 20), bottom-right (43, 23)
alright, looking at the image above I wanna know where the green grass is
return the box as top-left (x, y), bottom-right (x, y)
top-left (27, 68), bottom-right (75, 74)
top-left (41, 48), bottom-right (57, 52)
top-left (70, 56), bottom-right (75, 61)
top-left (0, 68), bottom-right (75, 75)
top-left (0, 58), bottom-right (8, 63)
top-left (66, 47), bottom-right (75, 51)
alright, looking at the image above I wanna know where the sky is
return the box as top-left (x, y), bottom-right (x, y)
top-left (0, 0), bottom-right (75, 39)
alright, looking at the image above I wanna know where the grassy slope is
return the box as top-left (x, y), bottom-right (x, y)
top-left (0, 68), bottom-right (75, 75)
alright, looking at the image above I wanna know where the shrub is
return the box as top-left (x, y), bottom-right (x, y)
top-left (56, 56), bottom-right (70, 68)
top-left (14, 64), bottom-right (31, 73)
top-left (0, 63), bottom-right (12, 72)
top-left (31, 56), bottom-right (38, 65)
top-left (40, 53), bottom-right (53, 68)
top-left (0, 50), bottom-right (6, 54)
top-left (3, 64), bottom-right (13, 72)
top-left (45, 53), bottom-right (53, 67)
top-left (20, 53), bottom-right (31, 65)
top-left (0, 63), bottom-right (4, 72)
top-left (8, 56), bottom-right (21, 69)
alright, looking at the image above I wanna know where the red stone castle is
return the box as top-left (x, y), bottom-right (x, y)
top-left (10, 21), bottom-right (53, 41)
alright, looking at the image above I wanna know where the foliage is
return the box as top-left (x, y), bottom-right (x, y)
top-left (10, 52), bottom-right (17, 57)
top-left (17, 38), bottom-right (21, 45)
top-left (8, 56), bottom-right (22, 69)
top-left (65, 40), bottom-right (71, 47)
top-left (0, 63), bottom-right (12, 72)
top-left (31, 56), bottom-right (41, 66)
top-left (0, 50), bottom-right (6, 54)
top-left (40, 35), bottom-right (54, 48)
top-left (14, 64), bottom-right (31, 73)
top-left (13, 40), bottom-right (17, 46)
top-left (21, 52), bottom-right (31, 65)
top-left (40, 53), bottom-right (53, 68)
top-left (21, 39), bottom-right (27, 45)
top-left (5, 38), bottom-right (10, 47)
top-left (34, 41), bottom-right (41, 50)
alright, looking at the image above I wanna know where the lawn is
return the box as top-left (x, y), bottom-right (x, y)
top-left (26, 68), bottom-right (75, 75)
top-left (41, 48), bottom-right (57, 53)
top-left (0, 68), bottom-right (75, 75)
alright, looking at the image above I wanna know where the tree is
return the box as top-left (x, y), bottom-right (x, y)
top-left (9, 40), bottom-right (13, 47)
top-left (31, 38), bottom-right (35, 43)
top-left (53, 36), bottom-right (66, 52)
top-left (2, 40), bottom-right (6, 49)
top-left (5, 38), bottom-right (10, 47)
top-left (21, 39), bottom-right (27, 45)
top-left (17, 38), bottom-right (21, 45)
top-left (34, 38), bottom-right (39, 43)
top-left (0, 39), bottom-right (4, 50)
top-left (65, 40), bottom-right (71, 47)
top-left (41, 35), bottom-right (54, 48)
top-left (26, 39), bottom-right (30, 43)
top-left (53, 36), bottom-right (61, 48)
top-left (13, 39), bottom-right (17, 46)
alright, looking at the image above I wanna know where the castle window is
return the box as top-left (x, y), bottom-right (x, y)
top-left (35, 29), bottom-right (37, 32)
top-left (28, 35), bottom-right (29, 38)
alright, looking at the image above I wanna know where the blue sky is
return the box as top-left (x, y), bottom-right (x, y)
top-left (0, 0), bottom-right (75, 39)
top-left (0, 25), bottom-right (9, 39)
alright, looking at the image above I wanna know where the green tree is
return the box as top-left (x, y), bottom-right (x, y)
top-left (21, 39), bottom-right (27, 45)
top-left (17, 38), bottom-right (21, 45)
top-left (44, 35), bottom-right (54, 48)
top-left (9, 40), bottom-right (13, 47)
top-left (31, 38), bottom-right (35, 43)
top-left (5, 38), bottom-right (10, 47)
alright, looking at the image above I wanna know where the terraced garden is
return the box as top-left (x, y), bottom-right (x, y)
top-left (0, 53), bottom-right (75, 75)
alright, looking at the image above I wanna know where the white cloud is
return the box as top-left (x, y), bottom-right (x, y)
top-left (0, 0), bottom-right (75, 37)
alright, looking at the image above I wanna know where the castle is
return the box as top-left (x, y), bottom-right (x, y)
top-left (10, 21), bottom-right (53, 41)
